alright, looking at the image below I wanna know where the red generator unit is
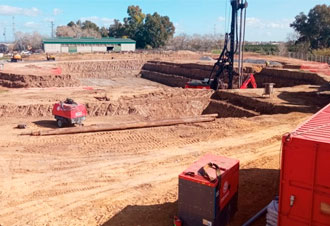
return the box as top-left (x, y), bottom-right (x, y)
top-left (278, 104), bottom-right (330, 226)
top-left (178, 154), bottom-right (239, 226)
top-left (52, 98), bottom-right (87, 128)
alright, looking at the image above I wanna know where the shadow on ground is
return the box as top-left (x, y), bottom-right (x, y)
top-left (277, 89), bottom-right (330, 111)
top-left (33, 120), bottom-right (57, 128)
top-left (101, 168), bottom-right (279, 226)
top-left (102, 201), bottom-right (177, 226)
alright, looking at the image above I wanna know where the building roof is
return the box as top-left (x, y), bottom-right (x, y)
top-left (43, 37), bottom-right (136, 45)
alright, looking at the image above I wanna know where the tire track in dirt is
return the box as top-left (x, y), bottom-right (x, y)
top-left (0, 113), bottom-right (309, 225)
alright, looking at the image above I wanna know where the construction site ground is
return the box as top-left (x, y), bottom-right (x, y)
top-left (0, 52), bottom-right (329, 226)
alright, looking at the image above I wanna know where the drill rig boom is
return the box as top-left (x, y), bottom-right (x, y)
top-left (209, 0), bottom-right (248, 90)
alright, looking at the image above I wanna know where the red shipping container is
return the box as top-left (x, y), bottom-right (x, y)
top-left (278, 104), bottom-right (330, 226)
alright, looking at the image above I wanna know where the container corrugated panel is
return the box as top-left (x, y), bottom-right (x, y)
top-left (278, 103), bottom-right (330, 226)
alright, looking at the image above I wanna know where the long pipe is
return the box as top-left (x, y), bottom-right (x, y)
top-left (21, 114), bottom-right (218, 136)
top-left (241, 204), bottom-right (268, 226)
top-left (228, 0), bottom-right (238, 89)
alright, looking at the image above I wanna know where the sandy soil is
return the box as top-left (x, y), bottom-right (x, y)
top-left (0, 51), bottom-right (328, 226)
top-left (0, 112), bottom-right (309, 226)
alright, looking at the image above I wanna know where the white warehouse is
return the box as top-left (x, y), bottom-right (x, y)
top-left (43, 37), bottom-right (136, 53)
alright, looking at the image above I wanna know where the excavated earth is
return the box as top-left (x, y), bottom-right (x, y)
top-left (0, 52), bottom-right (329, 226)
top-left (141, 60), bottom-right (330, 88)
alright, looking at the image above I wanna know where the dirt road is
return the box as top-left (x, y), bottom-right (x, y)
top-left (0, 112), bottom-right (309, 226)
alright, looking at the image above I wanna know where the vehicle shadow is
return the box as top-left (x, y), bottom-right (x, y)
top-left (101, 168), bottom-right (279, 226)
top-left (101, 201), bottom-right (177, 226)
top-left (33, 120), bottom-right (57, 129)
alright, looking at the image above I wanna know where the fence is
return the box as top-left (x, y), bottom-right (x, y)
top-left (282, 52), bottom-right (330, 64)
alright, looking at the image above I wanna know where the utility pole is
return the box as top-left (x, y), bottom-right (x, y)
top-left (51, 21), bottom-right (54, 38)
top-left (12, 16), bottom-right (16, 41)
top-left (3, 28), bottom-right (6, 42)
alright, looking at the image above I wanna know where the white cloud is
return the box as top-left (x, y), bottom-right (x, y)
top-left (80, 16), bottom-right (114, 27)
top-left (174, 22), bottom-right (184, 33)
top-left (244, 17), bottom-right (294, 41)
top-left (218, 16), bottom-right (225, 22)
top-left (44, 17), bottom-right (55, 23)
top-left (246, 17), bottom-right (262, 27)
top-left (24, 21), bottom-right (39, 29)
top-left (53, 8), bottom-right (62, 16)
top-left (0, 5), bottom-right (40, 16)
top-left (246, 17), bottom-right (290, 30)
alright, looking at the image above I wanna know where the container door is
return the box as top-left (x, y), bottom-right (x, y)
top-left (313, 142), bottom-right (330, 225)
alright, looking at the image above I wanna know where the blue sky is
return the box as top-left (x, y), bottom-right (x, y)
top-left (0, 0), bottom-right (328, 42)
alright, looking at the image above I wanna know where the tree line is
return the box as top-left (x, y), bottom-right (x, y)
top-left (56, 5), bottom-right (175, 49)
top-left (6, 3), bottom-right (329, 56)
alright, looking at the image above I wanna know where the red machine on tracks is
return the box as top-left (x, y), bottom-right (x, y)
top-left (52, 98), bottom-right (87, 128)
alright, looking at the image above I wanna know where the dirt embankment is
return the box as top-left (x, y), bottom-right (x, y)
top-left (141, 61), bottom-right (214, 88)
top-left (59, 60), bottom-right (146, 79)
top-left (25, 50), bottom-right (204, 62)
top-left (0, 89), bottom-right (213, 119)
top-left (255, 68), bottom-right (330, 87)
top-left (0, 59), bottom-right (147, 88)
top-left (141, 61), bottom-right (330, 89)
top-left (0, 72), bottom-right (79, 88)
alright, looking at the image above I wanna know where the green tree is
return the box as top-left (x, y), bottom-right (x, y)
top-left (109, 19), bottom-right (126, 37)
top-left (109, 5), bottom-right (175, 48)
top-left (82, 20), bottom-right (100, 32)
top-left (124, 5), bottom-right (145, 39)
top-left (291, 4), bottom-right (330, 49)
top-left (100, 27), bottom-right (109, 37)
top-left (67, 21), bottom-right (75, 27)
top-left (76, 20), bottom-right (82, 28)
top-left (141, 13), bottom-right (175, 48)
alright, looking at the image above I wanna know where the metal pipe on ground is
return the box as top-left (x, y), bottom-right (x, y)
top-left (21, 114), bottom-right (218, 136)
top-left (241, 205), bottom-right (268, 226)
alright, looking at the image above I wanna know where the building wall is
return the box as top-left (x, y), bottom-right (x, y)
top-left (77, 45), bottom-right (92, 53)
top-left (61, 46), bottom-right (69, 53)
top-left (121, 43), bottom-right (136, 51)
top-left (92, 45), bottom-right (107, 52)
top-left (44, 44), bottom-right (61, 53)
top-left (44, 43), bottom-right (136, 53)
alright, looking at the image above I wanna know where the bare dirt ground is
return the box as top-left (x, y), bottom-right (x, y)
top-left (0, 52), bottom-right (329, 226)
top-left (0, 112), bottom-right (309, 226)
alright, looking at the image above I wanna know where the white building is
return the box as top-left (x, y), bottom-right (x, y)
top-left (43, 37), bottom-right (136, 53)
